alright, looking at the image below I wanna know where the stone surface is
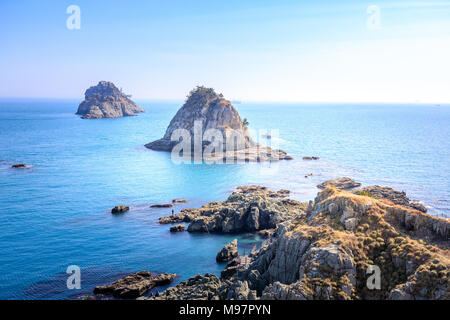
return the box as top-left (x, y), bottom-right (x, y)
top-left (354, 185), bottom-right (427, 213)
top-left (145, 86), bottom-right (292, 162)
top-left (170, 224), bottom-right (185, 232)
top-left (111, 205), bottom-right (129, 214)
top-left (317, 177), bottom-right (362, 190)
top-left (93, 271), bottom-right (176, 298)
top-left (76, 81), bottom-right (144, 119)
top-left (216, 239), bottom-right (239, 262)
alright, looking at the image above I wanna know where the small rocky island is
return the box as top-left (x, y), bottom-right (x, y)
top-left (149, 180), bottom-right (449, 300)
top-left (145, 86), bottom-right (292, 162)
top-left (76, 81), bottom-right (144, 119)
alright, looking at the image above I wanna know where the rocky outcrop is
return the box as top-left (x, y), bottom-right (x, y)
top-left (145, 86), bottom-right (292, 162)
top-left (149, 274), bottom-right (225, 300)
top-left (111, 205), bottom-right (129, 214)
top-left (354, 185), bottom-right (427, 213)
top-left (170, 225), bottom-right (185, 232)
top-left (159, 186), bottom-right (307, 233)
top-left (317, 177), bottom-right (361, 190)
top-left (93, 271), bottom-right (176, 298)
top-left (216, 239), bottom-right (239, 262)
top-left (153, 185), bottom-right (449, 300)
top-left (76, 81), bottom-right (144, 119)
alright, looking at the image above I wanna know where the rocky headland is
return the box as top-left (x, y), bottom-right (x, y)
top-left (145, 86), bottom-right (292, 162)
top-left (150, 180), bottom-right (449, 300)
top-left (76, 81), bottom-right (144, 119)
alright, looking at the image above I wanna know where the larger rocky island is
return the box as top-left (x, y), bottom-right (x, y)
top-left (146, 180), bottom-right (449, 300)
top-left (145, 86), bottom-right (293, 162)
top-left (76, 81), bottom-right (144, 119)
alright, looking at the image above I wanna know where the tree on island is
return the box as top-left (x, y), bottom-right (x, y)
top-left (242, 118), bottom-right (249, 127)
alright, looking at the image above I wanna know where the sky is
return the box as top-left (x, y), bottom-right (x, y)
top-left (1, 0), bottom-right (450, 102)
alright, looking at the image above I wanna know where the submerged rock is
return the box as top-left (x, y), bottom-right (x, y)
top-left (216, 239), bottom-right (239, 262)
top-left (150, 203), bottom-right (173, 208)
top-left (93, 271), bottom-right (176, 298)
top-left (145, 86), bottom-right (292, 162)
top-left (111, 205), bottom-right (129, 214)
top-left (317, 177), bottom-right (361, 190)
top-left (76, 81), bottom-right (144, 119)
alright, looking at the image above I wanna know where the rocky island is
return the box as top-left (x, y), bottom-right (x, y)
top-left (145, 86), bottom-right (292, 162)
top-left (149, 180), bottom-right (449, 300)
top-left (76, 81), bottom-right (144, 119)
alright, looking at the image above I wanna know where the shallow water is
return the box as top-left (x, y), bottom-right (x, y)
top-left (0, 99), bottom-right (449, 299)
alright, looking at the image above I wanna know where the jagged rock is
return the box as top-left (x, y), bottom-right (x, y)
top-left (354, 185), bottom-right (427, 213)
top-left (149, 274), bottom-right (224, 300)
top-left (11, 164), bottom-right (27, 168)
top-left (76, 81), bottom-right (144, 119)
top-left (170, 225), bottom-right (185, 232)
top-left (150, 203), bottom-right (173, 208)
top-left (145, 86), bottom-right (292, 162)
top-left (216, 239), bottom-right (239, 262)
top-left (160, 186), bottom-right (307, 233)
top-left (111, 205), bottom-right (129, 214)
top-left (93, 271), bottom-right (176, 298)
top-left (317, 177), bottom-right (361, 190)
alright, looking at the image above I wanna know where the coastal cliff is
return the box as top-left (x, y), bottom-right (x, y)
top-left (76, 81), bottom-right (144, 119)
top-left (151, 184), bottom-right (449, 300)
top-left (145, 86), bottom-right (292, 162)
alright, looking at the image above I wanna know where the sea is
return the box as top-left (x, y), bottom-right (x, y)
top-left (0, 99), bottom-right (449, 299)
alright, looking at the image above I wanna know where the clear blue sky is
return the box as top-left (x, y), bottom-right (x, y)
top-left (1, 0), bottom-right (450, 102)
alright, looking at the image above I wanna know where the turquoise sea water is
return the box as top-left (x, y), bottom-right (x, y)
top-left (0, 99), bottom-right (449, 299)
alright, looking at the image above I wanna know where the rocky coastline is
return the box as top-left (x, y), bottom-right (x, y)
top-left (146, 180), bottom-right (449, 300)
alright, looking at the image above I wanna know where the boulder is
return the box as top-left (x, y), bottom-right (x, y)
top-left (76, 81), bottom-right (144, 119)
top-left (111, 205), bottom-right (129, 214)
top-left (216, 239), bottom-right (239, 262)
top-left (93, 271), bottom-right (176, 298)
top-left (317, 177), bottom-right (361, 190)
top-left (170, 225), bottom-right (185, 232)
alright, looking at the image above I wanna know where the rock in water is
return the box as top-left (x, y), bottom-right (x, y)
top-left (317, 177), bottom-right (361, 190)
top-left (170, 225), bottom-right (185, 232)
top-left (93, 271), bottom-right (176, 298)
top-left (111, 205), bottom-right (129, 214)
top-left (76, 81), bottom-right (144, 119)
top-left (145, 86), bottom-right (292, 162)
top-left (11, 164), bottom-right (27, 168)
top-left (216, 239), bottom-right (239, 262)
